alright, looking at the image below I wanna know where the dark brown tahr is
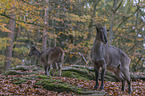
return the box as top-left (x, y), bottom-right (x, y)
top-left (91, 24), bottom-right (132, 94)
top-left (29, 46), bottom-right (64, 77)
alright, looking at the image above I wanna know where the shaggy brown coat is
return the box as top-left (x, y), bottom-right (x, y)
top-left (29, 46), bottom-right (64, 76)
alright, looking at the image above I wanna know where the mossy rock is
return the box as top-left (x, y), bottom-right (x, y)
top-left (36, 77), bottom-right (102, 95)
top-left (13, 78), bottom-right (27, 84)
top-left (130, 73), bottom-right (145, 81)
top-left (62, 66), bottom-right (118, 81)
top-left (62, 67), bottom-right (89, 75)
top-left (105, 71), bottom-right (119, 81)
top-left (4, 70), bottom-right (25, 75)
top-left (62, 67), bottom-right (94, 80)
top-left (41, 79), bottom-right (78, 93)
top-left (11, 75), bottom-right (37, 84)
top-left (37, 75), bottom-right (50, 79)
top-left (36, 77), bottom-right (78, 93)
top-left (12, 66), bottom-right (29, 71)
top-left (71, 65), bottom-right (94, 71)
top-left (104, 75), bottom-right (117, 82)
top-left (61, 71), bottom-right (90, 80)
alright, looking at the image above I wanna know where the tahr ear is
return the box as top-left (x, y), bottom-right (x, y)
top-left (100, 28), bottom-right (103, 32)
top-left (31, 45), bottom-right (36, 49)
top-left (28, 45), bottom-right (30, 49)
top-left (104, 25), bottom-right (108, 33)
top-left (104, 25), bottom-right (106, 30)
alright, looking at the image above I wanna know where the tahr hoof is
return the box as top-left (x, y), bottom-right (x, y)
top-left (121, 88), bottom-right (125, 91)
top-left (94, 85), bottom-right (99, 89)
top-left (100, 86), bottom-right (104, 90)
top-left (128, 90), bottom-right (132, 94)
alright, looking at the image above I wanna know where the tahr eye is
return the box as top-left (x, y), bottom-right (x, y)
top-left (99, 28), bottom-right (103, 32)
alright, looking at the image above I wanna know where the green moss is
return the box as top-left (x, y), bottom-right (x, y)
top-left (13, 79), bottom-right (27, 84)
top-left (61, 71), bottom-right (93, 80)
top-left (4, 70), bottom-right (25, 75)
top-left (39, 79), bottom-right (86, 94)
top-left (12, 75), bottom-right (37, 84)
top-left (61, 66), bottom-right (95, 80)
top-left (13, 66), bottom-right (29, 71)
top-left (42, 81), bottom-right (73, 92)
top-left (63, 67), bottom-right (89, 75)
top-left (32, 68), bottom-right (39, 71)
top-left (71, 65), bottom-right (94, 71)
top-left (39, 78), bottom-right (100, 95)
top-left (37, 75), bottom-right (50, 79)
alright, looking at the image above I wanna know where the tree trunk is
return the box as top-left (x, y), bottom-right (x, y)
top-left (42, 26), bottom-right (47, 50)
top-left (36, 28), bottom-right (40, 45)
top-left (13, 24), bottom-right (21, 56)
top-left (87, 0), bottom-right (101, 40)
top-left (4, 12), bottom-right (15, 71)
top-left (108, 0), bottom-right (118, 44)
top-left (42, 0), bottom-right (49, 50)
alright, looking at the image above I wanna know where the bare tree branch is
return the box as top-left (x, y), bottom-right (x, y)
top-left (114, 0), bottom-right (123, 13)
top-left (65, 51), bottom-right (90, 65)
top-left (20, 0), bottom-right (46, 7)
top-left (105, 0), bottom-right (114, 12)
top-left (78, 52), bottom-right (87, 64)
top-left (105, 0), bottom-right (123, 13)
top-left (0, 13), bottom-right (67, 30)
top-left (114, 7), bottom-right (140, 33)
top-left (0, 13), bottom-right (44, 27)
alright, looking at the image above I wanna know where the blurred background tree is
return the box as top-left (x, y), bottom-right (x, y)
top-left (0, 0), bottom-right (144, 72)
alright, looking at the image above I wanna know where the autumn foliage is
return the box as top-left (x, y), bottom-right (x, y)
top-left (0, 0), bottom-right (144, 72)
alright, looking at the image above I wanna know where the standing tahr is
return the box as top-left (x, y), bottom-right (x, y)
top-left (29, 46), bottom-right (64, 77)
top-left (91, 24), bottom-right (132, 94)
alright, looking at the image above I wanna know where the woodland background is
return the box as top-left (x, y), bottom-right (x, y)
top-left (0, 0), bottom-right (145, 95)
top-left (0, 0), bottom-right (144, 72)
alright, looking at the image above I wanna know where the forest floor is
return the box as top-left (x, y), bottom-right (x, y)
top-left (0, 64), bottom-right (145, 96)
